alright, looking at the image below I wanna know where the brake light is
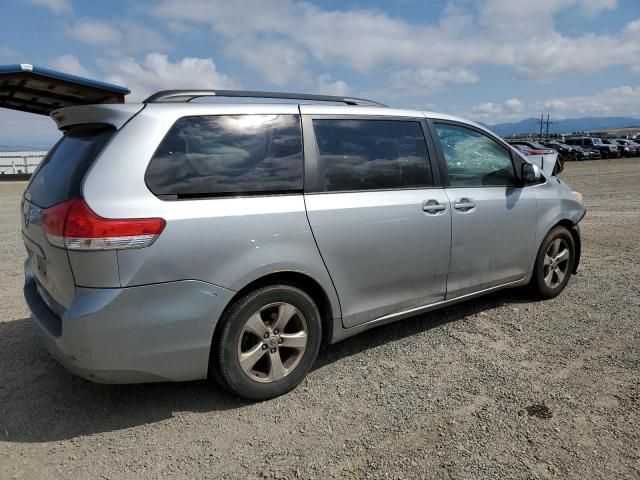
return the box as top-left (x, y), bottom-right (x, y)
top-left (42, 199), bottom-right (165, 250)
top-left (528, 149), bottom-right (547, 155)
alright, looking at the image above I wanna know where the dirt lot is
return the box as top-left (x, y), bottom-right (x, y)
top-left (0, 159), bottom-right (638, 479)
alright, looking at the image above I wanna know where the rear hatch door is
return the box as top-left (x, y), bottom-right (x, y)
top-left (22, 125), bottom-right (115, 311)
top-left (0, 63), bottom-right (129, 115)
top-left (1, 64), bottom-right (131, 312)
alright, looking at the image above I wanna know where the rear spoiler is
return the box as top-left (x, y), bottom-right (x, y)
top-left (50, 104), bottom-right (144, 131)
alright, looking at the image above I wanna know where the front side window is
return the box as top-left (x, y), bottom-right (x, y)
top-left (146, 114), bottom-right (303, 198)
top-left (312, 119), bottom-right (433, 192)
top-left (434, 123), bottom-right (517, 187)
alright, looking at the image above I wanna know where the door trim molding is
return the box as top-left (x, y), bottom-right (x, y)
top-left (352, 277), bottom-right (525, 329)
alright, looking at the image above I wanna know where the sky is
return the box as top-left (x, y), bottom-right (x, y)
top-left (1, 0), bottom-right (640, 147)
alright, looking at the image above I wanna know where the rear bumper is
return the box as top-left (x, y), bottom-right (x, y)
top-left (24, 263), bottom-right (235, 383)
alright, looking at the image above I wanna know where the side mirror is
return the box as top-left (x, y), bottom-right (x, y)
top-left (521, 162), bottom-right (542, 186)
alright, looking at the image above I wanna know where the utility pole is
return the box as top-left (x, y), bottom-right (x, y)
top-left (545, 114), bottom-right (553, 140)
top-left (538, 113), bottom-right (544, 141)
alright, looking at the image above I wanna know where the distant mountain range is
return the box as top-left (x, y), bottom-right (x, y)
top-left (489, 117), bottom-right (640, 137)
top-left (0, 144), bottom-right (50, 152)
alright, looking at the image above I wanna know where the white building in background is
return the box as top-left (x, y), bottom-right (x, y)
top-left (0, 151), bottom-right (47, 176)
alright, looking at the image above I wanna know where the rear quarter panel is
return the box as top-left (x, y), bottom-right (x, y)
top-left (81, 104), bottom-right (341, 321)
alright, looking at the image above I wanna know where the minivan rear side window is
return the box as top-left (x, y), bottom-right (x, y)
top-left (312, 119), bottom-right (433, 192)
top-left (27, 125), bottom-right (114, 208)
top-left (146, 114), bottom-right (303, 198)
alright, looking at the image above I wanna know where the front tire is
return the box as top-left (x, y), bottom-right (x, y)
top-left (212, 285), bottom-right (322, 401)
top-left (529, 226), bottom-right (576, 299)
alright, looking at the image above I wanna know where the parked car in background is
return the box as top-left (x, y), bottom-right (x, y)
top-left (21, 89), bottom-right (586, 400)
top-left (511, 144), bottom-right (536, 156)
top-left (541, 141), bottom-right (578, 161)
top-left (507, 140), bottom-right (556, 155)
top-left (571, 145), bottom-right (601, 160)
top-left (564, 137), bottom-right (618, 159)
top-left (614, 139), bottom-right (639, 156)
top-left (602, 139), bottom-right (631, 157)
top-left (508, 141), bottom-right (563, 175)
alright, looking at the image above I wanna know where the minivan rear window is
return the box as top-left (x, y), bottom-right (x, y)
top-left (145, 114), bottom-right (303, 198)
top-left (27, 125), bottom-right (114, 208)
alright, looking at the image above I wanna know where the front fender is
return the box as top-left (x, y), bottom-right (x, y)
top-left (532, 178), bottom-right (586, 271)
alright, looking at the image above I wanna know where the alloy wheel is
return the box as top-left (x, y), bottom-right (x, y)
top-left (543, 238), bottom-right (571, 289)
top-left (237, 302), bottom-right (308, 383)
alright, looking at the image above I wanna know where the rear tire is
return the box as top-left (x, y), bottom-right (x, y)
top-left (212, 285), bottom-right (322, 401)
top-left (529, 226), bottom-right (575, 299)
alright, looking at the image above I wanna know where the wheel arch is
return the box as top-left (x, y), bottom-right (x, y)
top-left (548, 219), bottom-right (582, 274)
top-left (208, 271), bottom-right (336, 378)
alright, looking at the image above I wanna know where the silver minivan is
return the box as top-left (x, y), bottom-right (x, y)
top-left (22, 90), bottom-right (585, 400)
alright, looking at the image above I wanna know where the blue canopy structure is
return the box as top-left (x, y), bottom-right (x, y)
top-left (0, 63), bottom-right (130, 115)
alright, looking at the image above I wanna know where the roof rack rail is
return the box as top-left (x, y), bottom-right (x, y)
top-left (142, 89), bottom-right (386, 107)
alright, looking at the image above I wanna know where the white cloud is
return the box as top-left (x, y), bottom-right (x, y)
top-left (540, 85), bottom-right (640, 119)
top-left (467, 97), bottom-right (527, 123)
top-left (227, 41), bottom-right (309, 87)
top-left (122, 23), bottom-right (170, 54)
top-left (49, 54), bottom-right (89, 77)
top-left (390, 68), bottom-right (478, 93)
top-left (575, 0), bottom-right (617, 16)
top-left (464, 85), bottom-right (640, 124)
top-left (101, 53), bottom-right (238, 101)
top-left (68, 20), bottom-right (121, 45)
top-left (472, 102), bottom-right (504, 115)
top-left (67, 20), bottom-right (168, 53)
top-left (165, 21), bottom-right (193, 34)
top-left (505, 98), bottom-right (524, 112)
top-left (316, 74), bottom-right (349, 96)
top-left (479, 0), bottom-right (617, 36)
top-left (29, 0), bottom-right (72, 14)
top-left (150, 0), bottom-right (639, 89)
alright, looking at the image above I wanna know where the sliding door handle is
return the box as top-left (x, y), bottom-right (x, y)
top-left (453, 199), bottom-right (476, 211)
top-left (422, 200), bottom-right (447, 214)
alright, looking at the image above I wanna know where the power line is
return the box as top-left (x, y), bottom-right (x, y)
top-left (538, 113), bottom-right (553, 140)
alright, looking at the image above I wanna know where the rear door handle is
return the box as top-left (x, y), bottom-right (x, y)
top-left (453, 199), bottom-right (476, 211)
top-left (422, 200), bottom-right (447, 214)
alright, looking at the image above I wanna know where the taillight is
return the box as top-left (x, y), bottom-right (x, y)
top-left (41, 199), bottom-right (165, 251)
top-left (528, 149), bottom-right (546, 155)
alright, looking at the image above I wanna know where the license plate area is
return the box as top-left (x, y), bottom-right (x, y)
top-left (26, 246), bottom-right (47, 278)
top-left (23, 234), bottom-right (48, 280)
top-left (36, 253), bottom-right (47, 277)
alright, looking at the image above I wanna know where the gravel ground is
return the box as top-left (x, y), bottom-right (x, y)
top-left (0, 159), bottom-right (639, 479)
